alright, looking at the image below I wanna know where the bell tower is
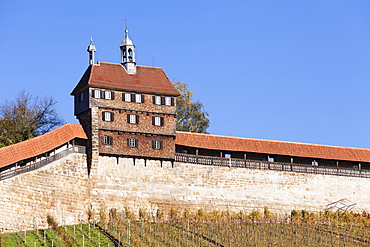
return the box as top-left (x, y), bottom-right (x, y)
top-left (87, 38), bottom-right (96, 66)
top-left (120, 29), bottom-right (136, 74)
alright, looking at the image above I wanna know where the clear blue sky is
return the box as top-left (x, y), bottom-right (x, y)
top-left (1, 0), bottom-right (370, 148)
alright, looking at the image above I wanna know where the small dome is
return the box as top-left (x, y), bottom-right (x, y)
top-left (121, 30), bottom-right (134, 46)
top-left (87, 38), bottom-right (96, 52)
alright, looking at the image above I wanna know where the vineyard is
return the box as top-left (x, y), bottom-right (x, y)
top-left (2, 207), bottom-right (370, 246)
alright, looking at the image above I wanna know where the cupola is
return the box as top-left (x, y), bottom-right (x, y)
top-left (120, 29), bottom-right (136, 74)
top-left (87, 38), bottom-right (96, 66)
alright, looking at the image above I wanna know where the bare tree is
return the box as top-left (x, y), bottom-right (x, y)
top-left (0, 91), bottom-right (64, 147)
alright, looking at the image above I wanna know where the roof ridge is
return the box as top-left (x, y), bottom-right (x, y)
top-left (97, 61), bottom-right (163, 69)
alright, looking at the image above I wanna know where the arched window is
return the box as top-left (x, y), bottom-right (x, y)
top-left (128, 49), bottom-right (133, 62)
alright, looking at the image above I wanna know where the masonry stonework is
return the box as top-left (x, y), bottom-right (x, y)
top-left (1, 154), bottom-right (370, 232)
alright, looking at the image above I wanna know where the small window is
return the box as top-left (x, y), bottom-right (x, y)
top-left (127, 138), bottom-right (138, 148)
top-left (312, 161), bottom-right (318, 166)
top-left (105, 91), bottom-right (112, 100)
top-left (152, 140), bottom-right (162, 150)
top-left (102, 111), bottom-right (114, 122)
top-left (78, 93), bottom-right (84, 102)
top-left (102, 136), bottom-right (113, 145)
top-left (93, 90), bottom-right (101, 99)
top-left (154, 96), bottom-right (161, 105)
top-left (225, 154), bottom-right (231, 158)
top-left (165, 97), bottom-right (172, 106)
top-left (152, 116), bottom-right (164, 126)
top-left (124, 93), bottom-right (131, 102)
top-left (135, 94), bottom-right (142, 103)
top-left (128, 114), bottom-right (139, 124)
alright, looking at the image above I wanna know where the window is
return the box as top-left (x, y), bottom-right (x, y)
top-left (165, 97), bottom-right (172, 106)
top-left (127, 138), bottom-right (138, 148)
top-left (124, 93), bottom-right (131, 102)
top-left (135, 94), bottom-right (142, 103)
top-left (152, 116), bottom-right (164, 126)
top-left (127, 114), bottom-right (139, 124)
top-left (152, 96), bottom-right (174, 106)
top-left (93, 90), bottom-right (101, 99)
top-left (102, 136), bottom-right (113, 145)
top-left (152, 140), bottom-right (162, 150)
top-left (105, 91), bottom-right (113, 100)
top-left (154, 96), bottom-right (161, 105)
top-left (78, 92), bottom-right (84, 102)
top-left (102, 111), bottom-right (114, 122)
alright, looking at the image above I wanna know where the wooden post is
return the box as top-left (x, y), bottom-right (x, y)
top-left (196, 149), bottom-right (199, 156)
top-left (359, 163), bottom-right (361, 171)
top-left (290, 158), bottom-right (293, 171)
top-left (244, 153), bottom-right (247, 168)
top-left (220, 152), bottom-right (223, 158)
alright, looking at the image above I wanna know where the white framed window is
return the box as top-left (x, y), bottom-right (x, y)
top-left (102, 136), bottom-right (113, 145)
top-left (135, 94), bottom-right (142, 103)
top-left (165, 97), bottom-right (172, 106)
top-left (152, 116), bottom-right (164, 126)
top-left (105, 91), bottom-right (112, 100)
top-left (123, 93), bottom-right (143, 103)
top-left (127, 138), bottom-right (138, 148)
top-left (93, 90), bottom-right (101, 99)
top-left (128, 114), bottom-right (139, 124)
top-left (154, 96), bottom-right (161, 105)
top-left (152, 96), bottom-right (173, 106)
top-left (103, 111), bottom-right (114, 122)
top-left (124, 93), bottom-right (131, 102)
top-left (152, 140), bottom-right (162, 150)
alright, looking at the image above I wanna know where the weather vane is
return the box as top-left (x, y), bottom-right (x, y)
top-left (122, 18), bottom-right (128, 30)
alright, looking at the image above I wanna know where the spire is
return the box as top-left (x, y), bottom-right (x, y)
top-left (120, 29), bottom-right (136, 74)
top-left (87, 38), bottom-right (96, 66)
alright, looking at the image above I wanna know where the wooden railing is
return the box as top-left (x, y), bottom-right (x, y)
top-left (175, 153), bottom-right (370, 178)
top-left (0, 145), bottom-right (86, 181)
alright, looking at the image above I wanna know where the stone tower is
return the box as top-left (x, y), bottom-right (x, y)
top-left (71, 30), bottom-right (180, 173)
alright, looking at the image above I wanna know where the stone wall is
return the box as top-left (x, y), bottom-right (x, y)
top-left (0, 153), bottom-right (90, 232)
top-left (2, 154), bottom-right (370, 232)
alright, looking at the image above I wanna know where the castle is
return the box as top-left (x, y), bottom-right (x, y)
top-left (1, 29), bottom-right (370, 232)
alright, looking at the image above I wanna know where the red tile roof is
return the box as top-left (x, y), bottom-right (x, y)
top-left (71, 62), bottom-right (180, 96)
top-left (0, 123), bottom-right (87, 168)
top-left (176, 132), bottom-right (370, 163)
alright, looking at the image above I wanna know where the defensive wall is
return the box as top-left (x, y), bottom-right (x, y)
top-left (1, 153), bottom-right (370, 232)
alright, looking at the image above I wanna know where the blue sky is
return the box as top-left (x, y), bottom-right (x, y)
top-left (1, 0), bottom-right (370, 148)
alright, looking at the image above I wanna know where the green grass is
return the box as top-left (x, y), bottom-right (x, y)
top-left (1, 224), bottom-right (114, 247)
